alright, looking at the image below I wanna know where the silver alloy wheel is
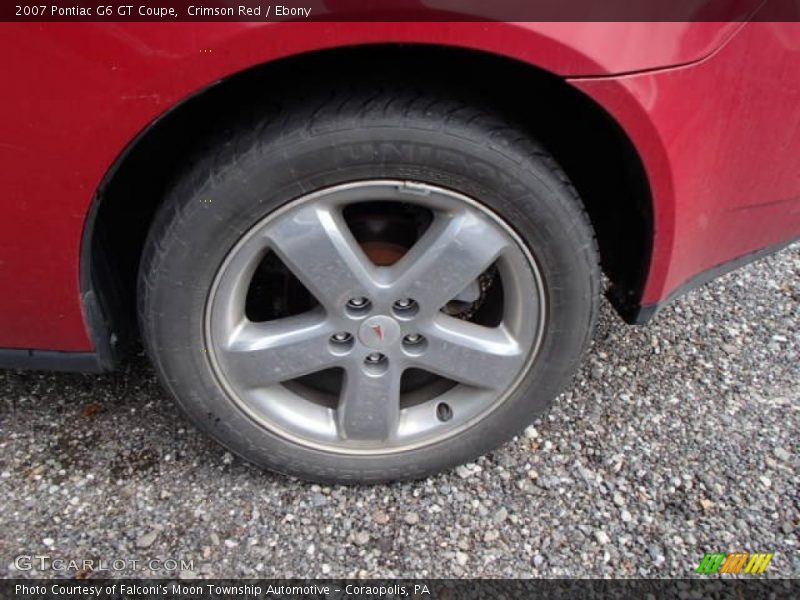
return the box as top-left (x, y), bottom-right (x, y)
top-left (205, 180), bottom-right (546, 454)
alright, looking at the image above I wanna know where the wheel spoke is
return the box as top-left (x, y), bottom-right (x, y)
top-left (337, 364), bottom-right (402, 441)
top-left (218, 310), bottom-right (337, 388)
top-left (390, 211), bottom-right (509, 314)
top-left (266, 204), bottom-right (376, 310)
top-left (416, 315), bottom-right (525, 389)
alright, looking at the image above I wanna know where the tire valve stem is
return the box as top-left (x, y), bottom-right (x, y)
top-left (436, 403), bottom-right (453, 422)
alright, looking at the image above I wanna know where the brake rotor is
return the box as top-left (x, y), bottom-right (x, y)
top-left (360, 241), bottom-right (408, 266)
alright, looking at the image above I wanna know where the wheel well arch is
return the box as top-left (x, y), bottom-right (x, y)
top-left (82, 44), bottom-right (653, 363)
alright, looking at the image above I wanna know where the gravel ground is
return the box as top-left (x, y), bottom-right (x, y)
top-left (1, 244), bottom-right (798, 580)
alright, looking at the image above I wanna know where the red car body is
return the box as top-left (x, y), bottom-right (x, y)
top-left (1, 19), bottom-right (799, 370)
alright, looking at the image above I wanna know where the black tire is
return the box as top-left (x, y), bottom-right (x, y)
top-left (138, 85), bottom-right (600, 483)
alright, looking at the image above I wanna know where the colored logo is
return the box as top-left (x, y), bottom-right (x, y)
top-left (359, 316), bottom-right (400, 350)
top-left (696, 552), bottom-right (774, 575)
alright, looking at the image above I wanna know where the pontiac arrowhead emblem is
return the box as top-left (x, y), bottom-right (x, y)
top-left (359, 316), bottom-right (400, 349)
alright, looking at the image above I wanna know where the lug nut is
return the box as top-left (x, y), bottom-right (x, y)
top-left (346, 297), bottom-right (372, 316)
top-left (393, 298), bottom-right (419, 319)
top-left (402, 333), bottom-right (427, 355)
top-left (365, 352), bottom-right (384, 364)
top-left (331, 332), bottom-right (352, 343)
top-left (348, 297), bottom-right (368, 308)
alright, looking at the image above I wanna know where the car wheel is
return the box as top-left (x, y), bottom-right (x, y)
top-left (138, 86), bottom-right (599, 483)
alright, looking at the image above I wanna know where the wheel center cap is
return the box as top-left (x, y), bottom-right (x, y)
top-left (359, 315), bottom-right (401, 350)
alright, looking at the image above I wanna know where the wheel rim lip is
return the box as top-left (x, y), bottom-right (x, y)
top-left (203, 179), bottom-right (547, 456)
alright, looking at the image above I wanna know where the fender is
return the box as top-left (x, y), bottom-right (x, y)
top-left (0, 20), bottom-right (751, 356)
